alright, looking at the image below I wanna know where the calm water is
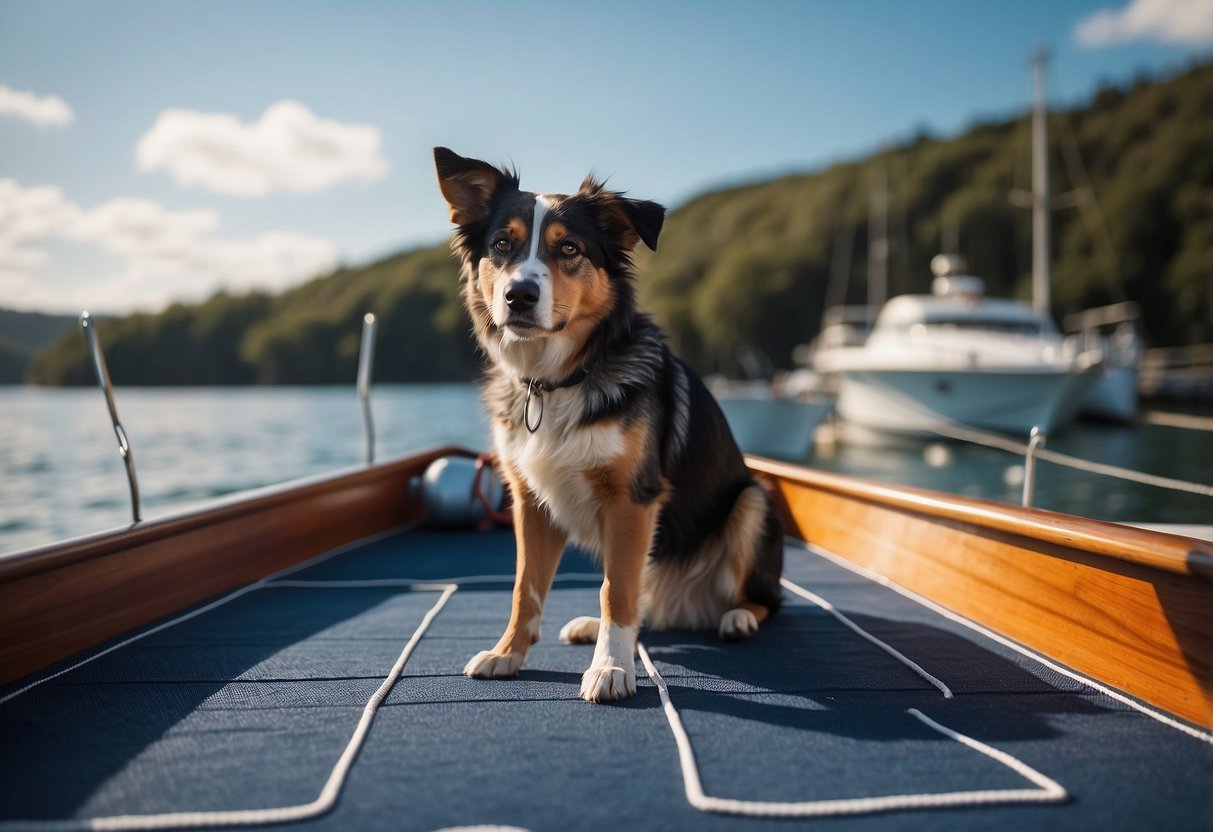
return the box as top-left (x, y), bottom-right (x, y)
top-left (0, 385), bottom-right (489, 554)
top-left (1, 384), bottom-right (1209, 554)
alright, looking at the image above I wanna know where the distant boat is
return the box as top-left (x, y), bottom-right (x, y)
top-left (708, 376), bottom-right (832, 461)
top-left (813, 255), bottom-right (1103, 438)
top-left (1065, 301), bottom-right (1143, 422)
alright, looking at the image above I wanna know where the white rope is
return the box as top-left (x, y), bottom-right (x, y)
top-left (0, 585), bottom-right (456, 831)
top-left (637, 643), bottom-right (1066, 818)
top-left (266, 573), bottom-right (605, 590)
top-left (779, 577), bottom-right (953, 698)
top-left (801, 540), bottom-right (1213, 745)
top-left (0, 568), bottom-right (604, 829)
top-left (0, 570), bottom-right (604, 828)
top-left (20, 550), bottom-right (1205, 828)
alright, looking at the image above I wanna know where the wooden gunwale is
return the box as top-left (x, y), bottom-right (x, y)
top-left (748, 455), bottom-right (1213, 729)
top-left (0, 445), bottom-right (470, 688)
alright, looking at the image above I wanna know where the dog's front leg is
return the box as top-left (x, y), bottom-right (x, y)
top-left (581, 502), bottom-right (657, 703)
top-left (464, 484), bottom-right (567, 679)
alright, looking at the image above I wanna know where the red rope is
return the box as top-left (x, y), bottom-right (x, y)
top-left (472, 454), bottom-right (513, 530)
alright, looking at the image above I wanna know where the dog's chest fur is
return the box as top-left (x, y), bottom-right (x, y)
top-left (491, 383), bottom-right (625, 552)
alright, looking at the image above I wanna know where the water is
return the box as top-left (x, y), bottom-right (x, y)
top-left (1, 384), bottom-right (1209, 555)
top-left (0, 385), bottom-right (489, 554)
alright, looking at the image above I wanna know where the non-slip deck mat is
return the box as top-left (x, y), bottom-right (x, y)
top-left (1, 528), bottom-right (1210, 831)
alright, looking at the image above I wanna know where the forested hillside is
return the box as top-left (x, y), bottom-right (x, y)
top-left (26, 245), bottom-right (478, 385)
top-left (0, 310), bottom-right (77, 384)
top-left (23, 59), bottom-right (1213, 385)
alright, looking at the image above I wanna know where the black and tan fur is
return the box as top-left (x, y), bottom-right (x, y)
top-left (434, 148), bottom-right (782, 702)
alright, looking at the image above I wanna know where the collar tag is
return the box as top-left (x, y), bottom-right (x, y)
top-left (524, 380), bottom-right (544, 432)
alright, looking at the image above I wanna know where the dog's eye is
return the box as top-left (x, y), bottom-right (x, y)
top-left (558, 242), bottom-right (580, 258)
top-left (493, 238), bottom-right (511, 254)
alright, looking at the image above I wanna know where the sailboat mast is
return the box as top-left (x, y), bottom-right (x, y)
top-left (868, 162), bottom-right (889, 309)
top-left (1031, 46), bottom-right (1051, 316)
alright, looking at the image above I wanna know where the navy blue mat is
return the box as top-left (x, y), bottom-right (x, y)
top-left (2, 528), bottom-right (1210, 831)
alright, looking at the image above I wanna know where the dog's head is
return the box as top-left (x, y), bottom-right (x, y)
top-left (434, 147), bottom-right (664, 380)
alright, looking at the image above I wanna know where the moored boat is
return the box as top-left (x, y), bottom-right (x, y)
top-left (814, 256), bottom-right (1103, 439)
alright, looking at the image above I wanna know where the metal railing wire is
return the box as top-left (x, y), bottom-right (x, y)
top-left (919, 417), bottom-right (1213, 507)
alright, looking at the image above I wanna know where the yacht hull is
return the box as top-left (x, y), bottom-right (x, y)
top-left (835, 365), bottom-right (1100, 437)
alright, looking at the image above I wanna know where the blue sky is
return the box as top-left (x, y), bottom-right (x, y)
top-left (2, 0), bottom-right (1211, 314)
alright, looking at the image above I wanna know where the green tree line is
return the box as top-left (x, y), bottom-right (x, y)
top-left (26, 59), bottom-right (1213, 385)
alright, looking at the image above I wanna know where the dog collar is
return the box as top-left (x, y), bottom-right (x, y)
top-left (520, 368), bottom-right (587, 432)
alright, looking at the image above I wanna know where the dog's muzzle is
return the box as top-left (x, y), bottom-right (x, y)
top-left (505, 279), bottom-right (540, 313)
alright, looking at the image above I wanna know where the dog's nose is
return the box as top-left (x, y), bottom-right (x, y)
top-left (505, 279), bottom-right (540, 312)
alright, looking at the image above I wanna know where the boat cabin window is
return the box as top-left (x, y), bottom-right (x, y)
top-left (920, 318), bottom-right (1049, 336)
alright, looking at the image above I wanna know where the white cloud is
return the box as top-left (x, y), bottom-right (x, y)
top-left (66, 198), bottom-right (221, 258)
top-left (0, 180), bottom-right (81, 270)
top-left (0, 179), bottom-right (336, 312)
top-left (1077, 0), bottom-right (1213, 46)
top-left (135, 100), bottom-right (389, 198)
top-left (0, 85), bottom-right (74, 126)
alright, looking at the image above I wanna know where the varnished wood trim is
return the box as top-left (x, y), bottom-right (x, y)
top-left (0, 445), bottom-right (472, 688)
top-left (748, 455), bottom-right (1213, 729)
top-left (748, 456), bottom-right (1213, 580)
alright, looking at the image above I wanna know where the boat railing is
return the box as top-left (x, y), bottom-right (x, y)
top-left (357, 313), bottom-right (377, 465)
top-left (80, 311), bottom-right (141, 524)
top-left (80, 311), bottom-right (382, 525)
top-left (916, 417), bottom-right (1213, 508)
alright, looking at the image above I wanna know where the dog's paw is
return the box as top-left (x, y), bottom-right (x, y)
top-left (559, 615), bottom-right (600, 644)
top-left (464, 649), bottom-right (526, 679)
top-left (719, 607), bottom-right (759, 640)
top-left (580, 665), bottom-right (636, 703)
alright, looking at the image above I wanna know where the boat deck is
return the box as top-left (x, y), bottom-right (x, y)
top-left (2, 527), bottom-right (1210, 831)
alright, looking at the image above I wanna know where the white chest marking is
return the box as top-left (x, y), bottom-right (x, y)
top-left (494, 391), bottom-right (624, 552)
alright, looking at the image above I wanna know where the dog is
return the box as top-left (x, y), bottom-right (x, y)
top-left (434, 147), bottom-right (783, 703)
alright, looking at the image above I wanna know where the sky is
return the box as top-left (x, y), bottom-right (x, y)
top-left (2, 0), bottom-right (1212, 315)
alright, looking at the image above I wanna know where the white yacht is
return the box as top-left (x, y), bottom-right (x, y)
top-left (814, 256), bottom-right (1103, 438)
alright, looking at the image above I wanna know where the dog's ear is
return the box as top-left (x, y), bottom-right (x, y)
top-left (618, 197), bottom-right (664, 252)
top-left (434, 147), bottom-right (513, 226)
top-left (579, 175), bottom-right (665, 252)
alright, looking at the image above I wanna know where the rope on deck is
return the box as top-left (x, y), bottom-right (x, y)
top-left (0, 585), bottom-right (456, 832)
top-left (779, 577), bottom-right (953, 698)
top-left (637, 642), bottom-right (1067, 818)
top-left (802, 539), bottom-right (1213, 746)
top-left (36, 559), bottom-right (1213, 826)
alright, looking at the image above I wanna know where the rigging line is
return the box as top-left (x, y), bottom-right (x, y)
top-left (1049, 60), bottom-right (1123, 295)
